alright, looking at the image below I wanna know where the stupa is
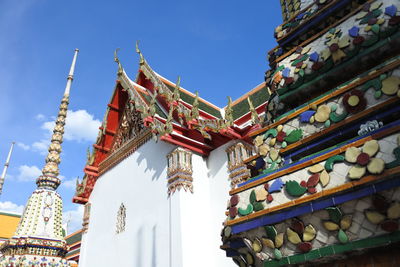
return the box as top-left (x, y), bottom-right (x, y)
top-left (0, 49), bottom-right (79, 267)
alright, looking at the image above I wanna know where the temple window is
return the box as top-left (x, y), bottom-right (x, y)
top-left (166, 147), bottom-right (193, 196)
top-left (116, 203), bottom-right (126, 234)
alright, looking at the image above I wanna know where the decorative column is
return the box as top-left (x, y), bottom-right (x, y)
top-left (166, 147), bottom-right (193, 196)
top-left (82, 202), bottom-right (91, 234)
top-left (0, 142), bottom-right (15, 195)
top-left (226, 141), bottom-right (255, 188)
top-left (0, 49), bottom-right (79, 267)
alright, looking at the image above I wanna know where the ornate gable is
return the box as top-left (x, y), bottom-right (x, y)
top-left (111, 101), bottom-right (145, 153)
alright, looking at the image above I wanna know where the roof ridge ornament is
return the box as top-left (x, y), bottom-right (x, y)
top-left (134, 41), bottom-right (174, 103)
top-left (172, 76), bottom-right (181, 102)
top-left (224, 96), bottom-right (234, 127)
top-left (114, 48), bottom-right (123, 76)
top-left (191, 91), bottom-right (200, 120)
top-left (247, 96), bottom-right (261, 125)
top-left (135, 40), bottom-right (145, 65)
top-left (86, 146), bottom-right (95, 165)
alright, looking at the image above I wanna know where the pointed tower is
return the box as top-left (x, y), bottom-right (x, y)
top-left (0, 49), bottom-right (79, 267)
top-left (0, 142), bottom-right (15, 195)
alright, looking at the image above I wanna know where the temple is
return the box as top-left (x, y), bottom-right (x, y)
top-left (0, 49), bottom-right (79, 266)
top-left (71, 0), bottom-right (400, 266)
top-left (72, 44), bottom-right (268, 266)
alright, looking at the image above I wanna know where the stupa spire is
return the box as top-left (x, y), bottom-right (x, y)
top-left (0, 142), bottom-right (15, 195)
top-left (37, 49), bottom-right (79, 190)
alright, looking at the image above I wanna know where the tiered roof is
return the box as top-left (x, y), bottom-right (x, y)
top-left (73, 44), bottom-right (270, 204)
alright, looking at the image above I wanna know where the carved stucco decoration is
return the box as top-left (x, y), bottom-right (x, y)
top-left (111, 101), bottom-right (145, 153)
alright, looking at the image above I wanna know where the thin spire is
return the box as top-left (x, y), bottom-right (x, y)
top-left (64, 48), bottom-right (79, 96)
top-left (0, 142), bottom-right (15, 195)
top-left (37, 49), bottom-right (79, 190)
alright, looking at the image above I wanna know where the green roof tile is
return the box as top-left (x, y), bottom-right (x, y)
top-left (138, 91), bottom-right (167, 119)
top-left (164, 83), bottom-right (222, 118)
top-left (232, 86), bottom-right (270, 120)
top-left (66, 231), bottom-right (82, 245)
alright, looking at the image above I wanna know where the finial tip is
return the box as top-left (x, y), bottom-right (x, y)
top-left (114, 48), bottom-right (120, 63)
top-left (135, 41), bottom-right (140, 53)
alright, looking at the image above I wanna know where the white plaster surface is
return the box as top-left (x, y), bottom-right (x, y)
top-left (79, 139), bottom-right (235, 267)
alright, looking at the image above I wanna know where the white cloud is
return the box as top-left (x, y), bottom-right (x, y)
top-left (35, 113), bottom-right (45, 121)
top-left (0, 201), bottom-right (24, 214)
top-left (29, 109), bottom-right (100, 156)
top-left (41, 109), bottom-right (101, 143)
top-left (62, 178), bottom-right (76, 190)
top-left (32, 139), bottom-right (50, 155)
top-left (16, 165), bottom-right (41, 182)
top-left (17, 142), bottom-right (30, 150)
top-left (63, 205), bottom-right (84, 235)
top-left (41, 120), bottom-right (54, 133)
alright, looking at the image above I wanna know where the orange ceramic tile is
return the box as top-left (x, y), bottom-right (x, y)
top-left (243, 155), bottom-right (260, 164)
top-left (322, 183), bottom-right (353, 196)
top-left (226, 216), bottom-right (247, 226)
top-left (351, 175), bottom-right (381, 187)
top-left (293, 192), bottom-right (323, 205)
top-left (373, 125), bottom-right (400, 140)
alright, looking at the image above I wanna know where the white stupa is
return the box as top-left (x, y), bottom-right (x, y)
top-left (0, 49), bottom-right (79, 267)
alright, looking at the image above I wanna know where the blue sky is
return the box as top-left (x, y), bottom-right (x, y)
top-left (0, 0), bottom-right (282, 233)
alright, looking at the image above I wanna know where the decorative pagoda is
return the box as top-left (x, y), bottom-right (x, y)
top-left (0, 49), bottom-right (79, 267)
top-left (221, 0), bottom-right (400, 266)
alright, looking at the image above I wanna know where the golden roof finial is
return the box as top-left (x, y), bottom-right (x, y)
top-left (136, 41), bottom-right (144, 65)
top-left (247, 96), bottom-right (261, 125)
top-left (224, 96), bottom-right (234, 127)
top-left (191, 91), bottom-right (200, 119)
top-left (114, 48), bottom-right (123, 75)
top-left (172, 76), bottom-right (181, 102)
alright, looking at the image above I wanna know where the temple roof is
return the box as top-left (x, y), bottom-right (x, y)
top-left (72, 47), bottom-right (272, 204)
top-left (0, 211), bottom-right (20, 240)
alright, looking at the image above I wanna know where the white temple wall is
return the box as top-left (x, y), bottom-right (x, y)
top-left (79, 139), bottom-right (175, 267)
top-left (175, 142), bottom-right (235, 267)
top-left (79, 140), bottom-right (234, 267)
